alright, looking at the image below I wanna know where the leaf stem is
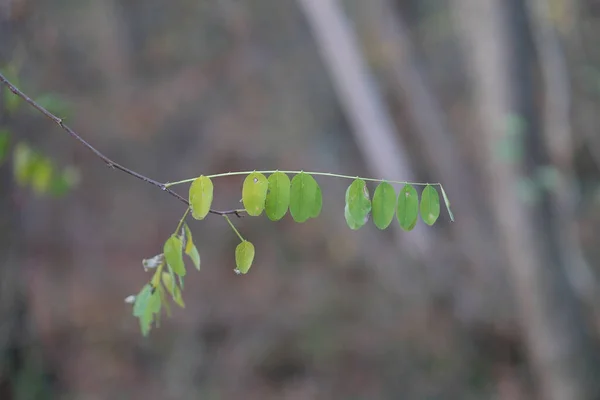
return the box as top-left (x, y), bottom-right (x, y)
top-left (223, 215), bottom-right (244, 242)
top-left (175, 207), bottom-right (191, 234)
top-left (166, 170), bottom-right (440, 188)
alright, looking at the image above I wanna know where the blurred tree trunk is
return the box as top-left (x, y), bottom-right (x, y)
top-left (454, 0), bottom-right (600, 399)
top-left (296, 0), bottom-right (449, 300)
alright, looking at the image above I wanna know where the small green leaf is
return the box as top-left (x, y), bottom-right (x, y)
top-left (265, 171), bottom-right (290, 221)
top-left (235, 240), bottom-right (255, 274)
top-left (189, 176), bottom-right (213, 220)
top-left (397, 184), bottom-right (419, 231)
top-left (420, 185), bottom-right (440, 226)
top-left (162, 272), bottom-right (185, 308)
top-left (289, 172), bottom-right (320, 223)
top-left (345, 179), bottom-right (371, 225)
top-left (311, 184), bottom-right (322, 218)
top-left (183, 223), bottom-right (200, 270)
top-left (164, 235), bottom-right (186, 277)
top-left (242, 172), bottom-right (269, 216)
top-left (371, 182), bottom-right (396, 229)
top-left (0, 129), bottom-right (10, 164)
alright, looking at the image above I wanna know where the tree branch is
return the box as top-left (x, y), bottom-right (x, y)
top-left (0, 72), bottom-right (242, 217)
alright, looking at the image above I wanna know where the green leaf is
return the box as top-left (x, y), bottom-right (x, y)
top-left (420, 185), bottom-right (440, 226)
top-left (164, 235), bottom-right (186, 277)
top-left (235, 240), bottom-right (255, 274)
top-left (397, 184), bottom-right (419, 231)
top-left (162, 272), bottom-right (185, 308)
top-left (189, 175), bottom-right (213, 220)
top-left (265, 171), bottom-right (290, 221)
top-left (183, 223), bottom-right (200, 270)
top-left (371, 182), bottom-right (396, 230)
top-left (0, 129), bottom-right (10, 164)
top-left (242, 172), bottom-right (269, 216)
top-left (345, 179), bottom-right (371, 225)
top-left (140, 289), bottom-right (162, 336)
top-left (133, 285), bottom-right (152, 317)
top-left (289, 172), bottom-right (320, 223)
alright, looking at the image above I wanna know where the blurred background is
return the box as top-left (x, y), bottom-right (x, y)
top-left (2, 0), bottom-right (600, 399)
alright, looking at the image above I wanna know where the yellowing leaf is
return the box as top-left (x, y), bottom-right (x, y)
top-left (189, 176), bottom-right (213, 220)
top-left (164, 235), bottom-right (186, 277)
top-left (371, 182), bottom-right (396, 230)
top-left (242, 172), bottom-right (269, 216)
top-left (31, 157), bottom-right (53, 195)
top-left (235, 240), bottom-right (255, 274)
top-left (161, 272), bottom-right (185, 308)
top-left (12, 142), bottom-right (36, 186)
top-left (265, 171), bottom-right (290, 221)
top-left (183, 223), bottom-right (200, 270)
top-left (397, 184), bottom-right (419, 231)
top-left (289, 172), bottom-right (320, 223)
top-left (420, 185), bottom-right (440, 226)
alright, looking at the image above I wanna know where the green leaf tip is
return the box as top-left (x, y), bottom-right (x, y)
top-left (189, 175), bottom-right (213, 220)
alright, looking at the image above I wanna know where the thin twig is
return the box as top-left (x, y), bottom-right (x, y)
top-left (0, 72), bottom-right (242, 217)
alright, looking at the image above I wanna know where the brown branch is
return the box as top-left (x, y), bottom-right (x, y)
top-left (0, 72), bottom-right (242, 217)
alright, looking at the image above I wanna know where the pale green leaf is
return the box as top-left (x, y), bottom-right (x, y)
top-left (235, 240), bottom-right (255, 274)
top-left (371, 182), bottom-right (396, 230)
top-left (265, 171), bottom-right (290, 221)
top-left (345, 179), bottom-right (371, 226)
top-left (289, 172), bottom-right (319, 223)
top-left (242, 172), bottom-right (269, 216)
top-left (189, 176), bottom-right (213, 220)
top-left (31, 157), bottom-right (53, 195)
top-left (397, 184), bottom-right (419, 231)
top-left (164, 235), bottom-right (186, 277)
top-left (12, 142), bottom-right (36, 186)
top-left (344, 203), bottom-right (363, 230)
top-left (420, 185), bottom-right (440, 226)
top-left (439, 185), bottom-right (454, 222)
